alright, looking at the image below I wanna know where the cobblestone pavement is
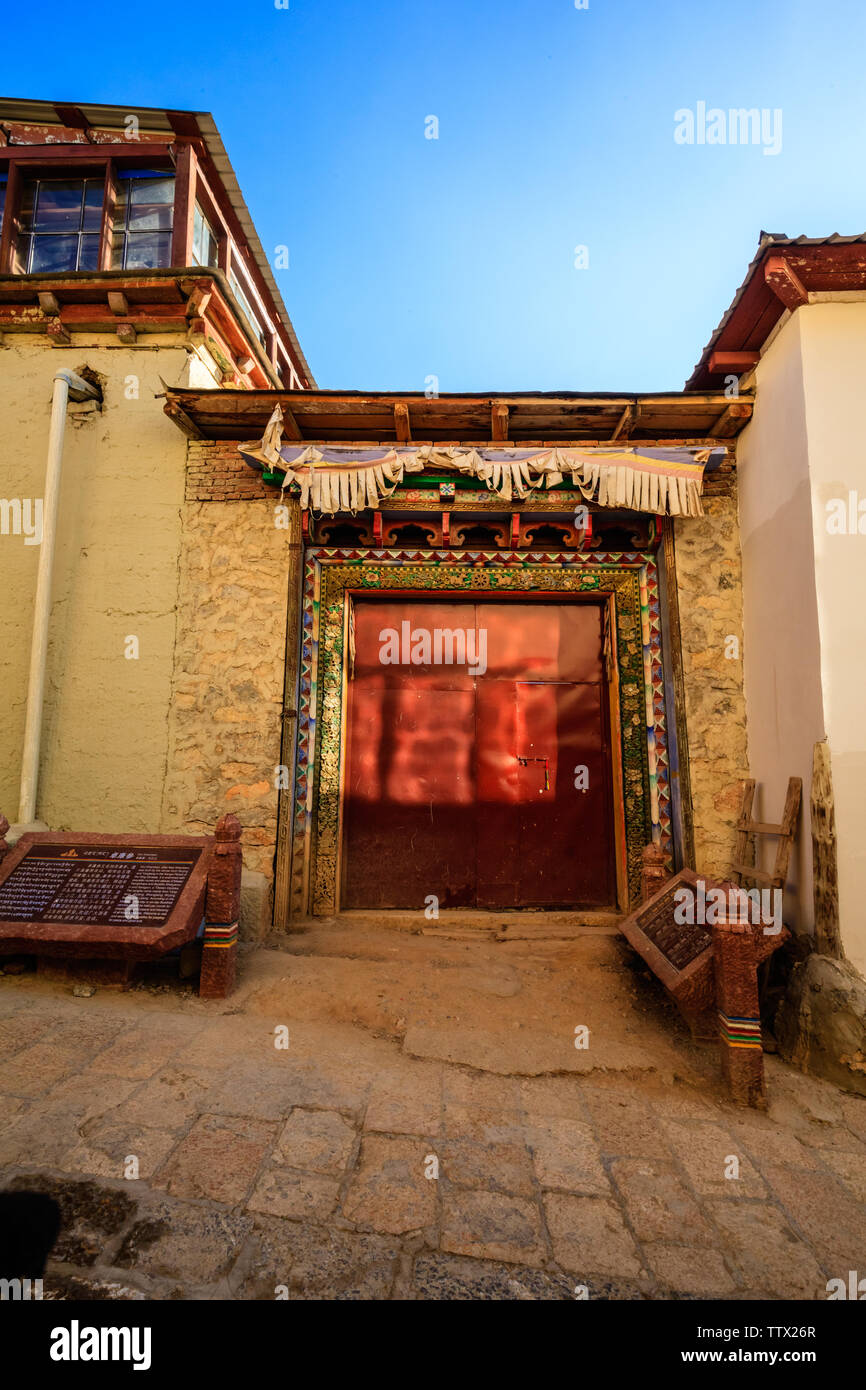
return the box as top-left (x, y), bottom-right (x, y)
top-left (1, 923), bottom-right (864, 1300)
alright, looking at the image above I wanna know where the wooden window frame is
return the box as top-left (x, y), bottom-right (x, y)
top-left (0, 146), bottom-right (179, 274)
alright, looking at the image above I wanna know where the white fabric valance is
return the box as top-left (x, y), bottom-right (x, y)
top-left (239, 406), bottom-right (715, 517)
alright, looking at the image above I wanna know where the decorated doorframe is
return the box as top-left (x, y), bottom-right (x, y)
top-left (285, 544), bottom-right (674, 919)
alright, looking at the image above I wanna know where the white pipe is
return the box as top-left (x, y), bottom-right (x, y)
top-left (18, 369), bottom-right (100, 824)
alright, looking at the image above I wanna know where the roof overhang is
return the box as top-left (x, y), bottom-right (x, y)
top-left (162, 387), bottom-right (753, 446)
top-left (0, 96), bottom-right (315, 387)
top-left (0, 268), bottom-right (282, 388)
top-left (687, 233), bottom-right (866, 391)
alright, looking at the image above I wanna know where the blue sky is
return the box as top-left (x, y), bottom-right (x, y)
top-left (11, 0), bottom-right (866, 390)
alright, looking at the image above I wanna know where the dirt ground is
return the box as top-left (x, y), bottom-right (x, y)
top-left (1, 919), bottom-right (865, 1300)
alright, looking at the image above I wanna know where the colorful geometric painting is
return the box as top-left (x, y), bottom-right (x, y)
top-left (289, 546), bottom-right (671, 918)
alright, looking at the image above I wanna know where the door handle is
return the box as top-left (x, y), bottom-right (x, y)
top-left (517, 755), bottom-right (550, 792)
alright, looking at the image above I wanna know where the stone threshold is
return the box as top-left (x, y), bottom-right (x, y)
top-left (289, 909), bottom-right (623, 941)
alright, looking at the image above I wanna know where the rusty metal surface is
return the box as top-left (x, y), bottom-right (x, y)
top-left (342, 598), bottom-right (615, 910)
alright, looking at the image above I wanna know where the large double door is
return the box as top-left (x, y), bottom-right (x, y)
top-left (342, 597), bottom-right (617, 909)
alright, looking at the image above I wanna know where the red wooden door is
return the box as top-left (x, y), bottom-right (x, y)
top-left (342, 598), bottom-right (616, 910)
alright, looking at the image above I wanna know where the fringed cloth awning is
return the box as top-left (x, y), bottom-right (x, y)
top-left (238, 406), bottom-right (719, 517)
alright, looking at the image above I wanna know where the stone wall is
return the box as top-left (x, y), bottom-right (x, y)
top-left (168, 442), bottom-right (748, 905)
top-left (161, 497), bottom-right (289, 882)
top-left (674, 485), bottom-right (749, 877)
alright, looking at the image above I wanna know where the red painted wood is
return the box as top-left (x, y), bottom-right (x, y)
top-left (342, 598), bottom-right (617, 911)
top-left (343, 601), bottom-right (477, 909)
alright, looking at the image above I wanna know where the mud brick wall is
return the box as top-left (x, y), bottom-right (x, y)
top-left (162, 478), bottom-right (289, 881)
top-left (674, 485), bottom-right (749, 878)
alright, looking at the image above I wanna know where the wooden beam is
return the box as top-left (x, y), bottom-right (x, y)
top-left (282, 408), bottom-right (303, 441)
top-left (1, 144), bottom-right (173, 165)
top-left (163, 398), bottom-right (205, 439)
top-left (98, 159), bottom-right (117, 273)
top-left (394, 402), bottom-right (411, 442)
top-left (186, 316), bottom-right (207, 345)
top-left (37, 292), bottom-right (62, 318)
top-left (53, 104), bottom-right (90, 132)
top-left (730, 862), bottom-right (774, 886)
top-left (185, 285), bottom-right (213, 319)
top-left (610, 405), bottom-right (633, 440)
top-left (764, 254), bottom-right (808, 311)
top-left (708, 350), bottom-right (760, 375)
top-left (107, 291), bottom-right (129, 316)
top-left (0, 162), bottom-right (20, 273)
top-left (116, 322), bottom-right (137, 344)
top-left (711, 401), bottom-right (753, 436)
top-left (45, 319), bottom-right (71, 346)
top-left (491, 403), bottom-right (510, 441)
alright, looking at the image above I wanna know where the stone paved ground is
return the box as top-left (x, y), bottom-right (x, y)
top-left (1, 921), bottom-right (865, 1300)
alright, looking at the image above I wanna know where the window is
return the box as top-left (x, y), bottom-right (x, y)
top-left (192, 203), bottom-right (219, 268)
top-left (110, 171), bottom-right (174, 270)
top-left (16, 177), bottom-right (104, 273)
top-left (229, 264), bottom-right (268, 347)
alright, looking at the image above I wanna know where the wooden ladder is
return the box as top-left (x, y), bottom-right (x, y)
top-left (730, 777), bottom-right (802, 891)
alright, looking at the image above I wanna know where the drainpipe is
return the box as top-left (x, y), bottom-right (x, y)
top-left (17, 368), bottom-right (102, 825)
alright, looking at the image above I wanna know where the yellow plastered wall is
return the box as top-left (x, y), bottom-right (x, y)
top-left (0, 335), bottom-right (190, 832)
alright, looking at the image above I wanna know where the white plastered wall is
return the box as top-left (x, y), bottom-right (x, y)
top-left (737, 302), bottom-right (866, 975)
top-left (799, 303), bottom-right (866, 976)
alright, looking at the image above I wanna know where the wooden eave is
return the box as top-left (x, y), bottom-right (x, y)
top-left (161, 387), bottom-right (753, 446)
top-left (688, 238), bottom-right (866, 390)
top-left (0, 269), bottom-right (278, 388)
top-left (0, 100), bottom-right (314, 386)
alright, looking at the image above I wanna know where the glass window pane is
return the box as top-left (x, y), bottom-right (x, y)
top-left (33, 181), bottom-right (86, 231)
top-left (192, 205), bottom-right (204, 264)
top-left (230, 269), bottom-right (266, 344)
top-left (192, 203), bottom-right (218, 268)
top-left (127, 201), bottom-right (173, 233)
top-left (29, 234), bottom-right (80, 271)
top-left (19, 181), bottom-right (37, 231)
top-left (78, 234), bottom-right (102, 270)
top-left (129, 177), bottom-right (174, 205)
top-left (14, 235), bottom-right (31, 273)
top-left (124, 231), bottom-right (171, 269)
top-left (82, 180), bottom-right (104, 231)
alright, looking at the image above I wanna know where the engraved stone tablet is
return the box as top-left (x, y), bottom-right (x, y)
top-left (0, 832), bottom-right (213, 959)
top-left (0, 843), bottom-right (202, 927)
top-left (617, 867), bottom-right (727, 1023)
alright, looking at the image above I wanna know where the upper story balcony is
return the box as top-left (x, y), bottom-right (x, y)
top-left (0, 99), bottom-right (314, 391)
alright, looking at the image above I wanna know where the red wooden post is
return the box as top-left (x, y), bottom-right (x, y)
top-left (170, 143), bottom-right (197, 269)
top-left (200, 813), bottom-right (242, 999)
top-left (713, 914), bottom-right (766, 1109)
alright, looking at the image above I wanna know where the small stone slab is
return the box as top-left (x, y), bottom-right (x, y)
top-left (618, 868), bottom-right (732, 1030)
top-left (619, 869), bottom-right (716, 992)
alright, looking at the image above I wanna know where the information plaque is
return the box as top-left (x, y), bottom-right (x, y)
top-left (0, 830), bottom-right (213, 960)
top-left (0, 843), bottom-right (203, 928)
